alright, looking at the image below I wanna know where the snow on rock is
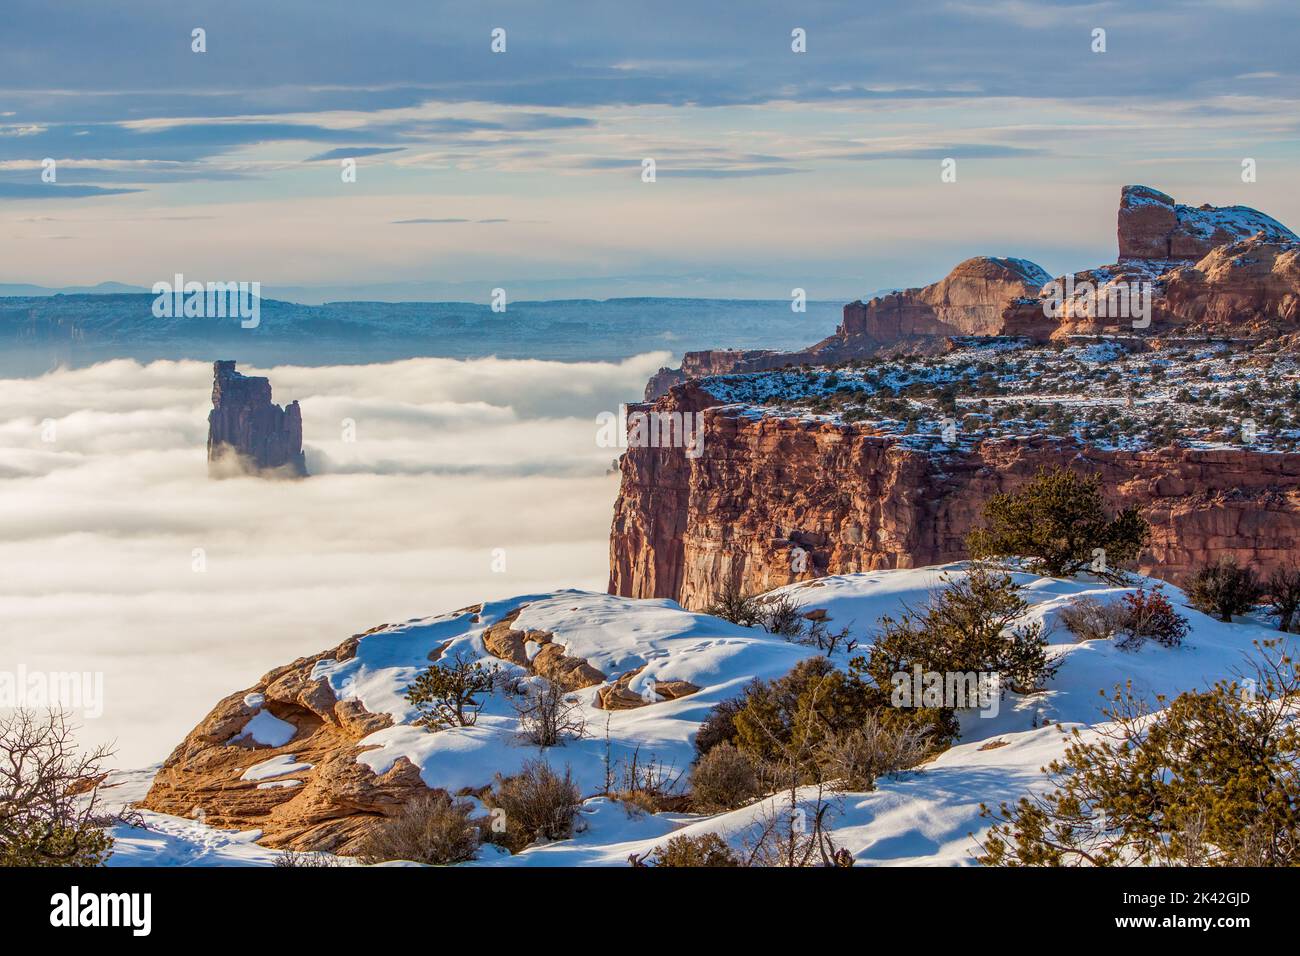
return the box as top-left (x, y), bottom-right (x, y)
top-left (318, 591), bottom-right (815, 796)
top-left (230, 708), bottom-right (297, 747)
top-left (240, 754), bottom-right (314, 782)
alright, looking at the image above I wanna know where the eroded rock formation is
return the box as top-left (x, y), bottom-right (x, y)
top-left (141, 628), bottom-right (418, 851)
top-left (1117, 184), bottom-right (1296, 261)
top-left (207, 360), bottom-right (307, 477)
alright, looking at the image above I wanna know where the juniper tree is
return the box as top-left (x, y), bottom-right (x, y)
top-left (405, 649), bottom-right (499, 729)
top-left (853, 566), bottom-right (1058, 702)
top-left (966, 466), bottom-right (1149, 580)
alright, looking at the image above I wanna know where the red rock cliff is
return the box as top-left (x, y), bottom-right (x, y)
top-left (609, 387), bottom-right (1300, 609)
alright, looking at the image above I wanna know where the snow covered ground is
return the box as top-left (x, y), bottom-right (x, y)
top-left (699, 338), bottom-right (1300, 453)
top-left (99, 564), bottom-right (1293, 866)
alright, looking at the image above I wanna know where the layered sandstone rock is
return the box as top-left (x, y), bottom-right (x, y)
top-left (1163, 238), bottom-right (1300, 333)
top-left (608, 388), bottom-right (1300, 609)
top-left (646, 258), bottom-right (1050, 400)
top-left (481, 608), bottom-right (607, 691)
top-left (141, 629), bottom-right (420, 852)
top-left (207, 360), bottom-right (307, 477)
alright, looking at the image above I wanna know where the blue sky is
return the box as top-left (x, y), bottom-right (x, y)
top-left (2, 0), bottom-right (1299, 298)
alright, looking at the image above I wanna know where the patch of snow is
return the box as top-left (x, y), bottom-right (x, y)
top-left (230, 709), bottom-right (296, 747)
top-left (240, 753), bottom-right (313, 782)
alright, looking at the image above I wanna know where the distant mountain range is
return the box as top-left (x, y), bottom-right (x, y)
top-left (0, 281), bottom-right (150, 297)
top-left (0, 274), bottom-right (885, 305)
top-left (0, 293), bottom-right (849, 376)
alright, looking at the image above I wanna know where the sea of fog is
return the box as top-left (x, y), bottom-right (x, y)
top-left (0, 353), bottom-right (669, 766)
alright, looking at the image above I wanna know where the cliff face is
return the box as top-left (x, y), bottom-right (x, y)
top-left (609, 388), bottom-right (1300, 609)
top-left (208, 360), bottom-right (307, 477)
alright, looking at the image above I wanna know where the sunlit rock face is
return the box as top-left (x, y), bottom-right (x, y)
top-left (1117, 184), bottom-right (1296, 262)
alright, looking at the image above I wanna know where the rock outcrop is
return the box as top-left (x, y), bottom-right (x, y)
top-left (646, 258), bottom-right (1051, 400)
top-left (1117, 184), bottom-right (1296, 261)
top-left (838, 256), bottom-right (1051, 345)
top-left (609, 387), bottom-right (1300, 610)
top-left (141, 629), bottom-right (420, 852)
top-left (207, 360), bottom-right (307, 477)
top-left (644, 186), bottom-right (1299, 398)
top-left (142, 595), bottom-right (748, 851)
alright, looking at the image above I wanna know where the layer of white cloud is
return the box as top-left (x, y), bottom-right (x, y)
top-left (0, 355), bottom-right (660, 765)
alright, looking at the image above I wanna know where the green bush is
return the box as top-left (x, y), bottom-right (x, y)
top-left (854, 566), bottom-right (1057, 699)
top-left (980, 643), bottom-right (1300, 866)
top-left (967, 466), bottom-right (1149, 579)
top-left (404, 648), bottom-right (499, 729)
top-left (649, 832), bottom-right (740, 867)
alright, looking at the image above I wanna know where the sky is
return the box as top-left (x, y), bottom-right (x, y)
top-left (2, 0), bottom-right (1300, 298)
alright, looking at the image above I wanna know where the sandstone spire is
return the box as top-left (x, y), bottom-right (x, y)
top-left (207, 360), bottom-right (308, 477)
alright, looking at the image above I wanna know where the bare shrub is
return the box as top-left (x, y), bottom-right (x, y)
top-left (0, 709), bottom-right (115, 867)
top-left (609, 746), bottom-right (684, 812)
top-left (1058, 596), bottom-right (1127, 643)
top-left (759, 594), bottom-right (804, 637)
top-left (689, 742), bottom-right (763, 812)
top-left (803, 619), bottom-right (858, 657)
top-left (706, 577), bottom-right (763, 628)
top-left (355, 792), bottom-right (480, 866)
top-left (1267, 565), bottom-right (1300, 632)
top-left (816, 715), bottom-right (933, 791)
top-left (488, 760), bottom-right (581, 852)
top-left (742, 798), bottom-right (847, 868)
top-left (1186, 557), bottom-right (1263, 622)
top-left (1114, 585), bottom-right (1190, 650)
top-left (512, 678), bottom-right (586, 747)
